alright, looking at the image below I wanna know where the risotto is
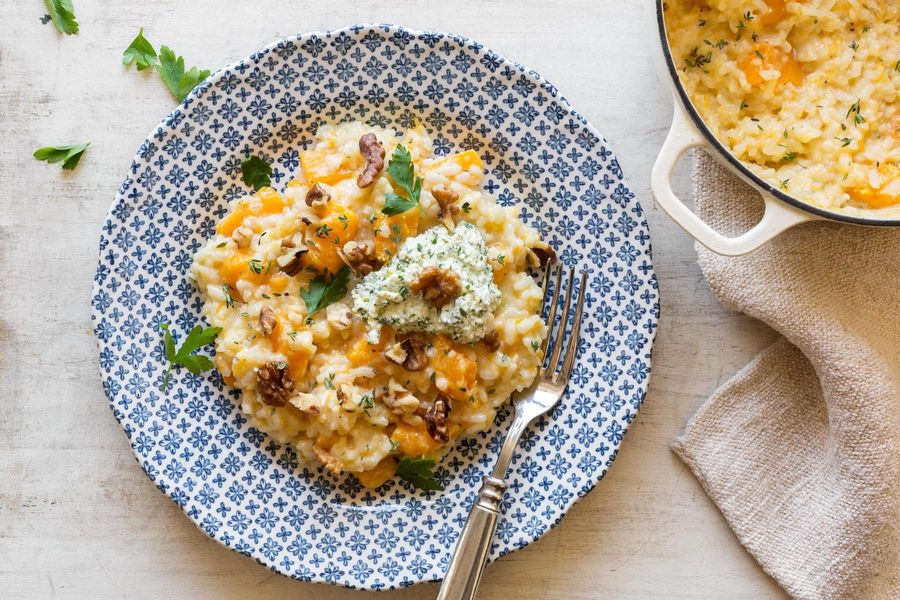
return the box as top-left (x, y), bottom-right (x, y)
top-left (190, 122), bottom-right (553, 489)
top-left (665, 0), bottom-right (899, 216)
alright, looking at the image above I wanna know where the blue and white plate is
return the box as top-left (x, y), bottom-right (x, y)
top-left (92, 24), bottom-right (658, 590)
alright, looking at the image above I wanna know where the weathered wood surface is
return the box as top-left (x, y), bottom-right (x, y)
top-left (0, 1), bottom-right (787, 597)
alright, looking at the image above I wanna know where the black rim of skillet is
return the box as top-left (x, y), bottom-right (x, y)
top-left (655, 0), bottom-right (900, 227)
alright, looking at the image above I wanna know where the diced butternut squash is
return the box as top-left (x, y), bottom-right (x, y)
top-left (354, 458), bottom-right (397, 489)
top-left (847, 184), bottom-right (899, 209)
top-left (268, 272), bottom-right (290, 293)
top-left (373, 208), bottom-right (420, 261)
top-left (432, 334), bottom-right (478, 402)
top-left (739, 43), bottom-right (803, 87)
top-left (301, 202), bottom-right (359, 274)
top-left (217, 250), bottom-right (269, 288)
top-left (216, 189), bottom-right (286, 236)
top-left (301, 147), bottom-right (362, 186)
top-left (761, 0), bottom-right (789, 25)
top-left (392, 422), bottom-right (442, 457)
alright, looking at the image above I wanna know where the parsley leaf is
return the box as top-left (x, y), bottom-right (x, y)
top-left (301, 266), bottom-right (350, 316)
top-left (44, 0), bottom-right (78, 35)
top-left (396, 457), bottom-right (442, 491)
top-left (382, 192), bottom-right (419, 216)
top-left (156, 46), bottom-right (210, 102)
top-left (33, 142), bottom-right (89, 170)
top-left (123, 28), bottom-right (157, 71)
top-left (160, 322), bottom-right (221, 391)
top-left (241, 155), bottom-right (272, 190)
top-left (381, 145), bottom-right (422, 215)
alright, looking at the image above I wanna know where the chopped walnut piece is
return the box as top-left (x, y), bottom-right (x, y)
top-left (289, 392), bottom-right (320, 416)
top-left (276, 244), bottom-right (309, 276)
top-left (336, 384), bottom-right (357, 412)
top-left (305, 183), bottom-right (331, 208)
top-left (410, 266), bottom-right (461, 308)
top-left (425, 394), bottom-right (451, 443)
top-left (325, 302), bottom-right (353, 330)
top-left (313, 444), bottom-right (342, 476)
top-left (357, 133), bottom-right (385, 188)
top-left (385, 333), bottom-right (429, 371)
top-left (527, 243), bottom-right (557, 268)
top-left (256, 362), bottom-right (294, 407)
top-left (232, 226), bottom-right (253, 249)
top-left (258, 306), bottom-right (277, 336)
top-left (339, 239), bottom-right (382, 276)
top-left (433, 187), bottom-right (460, 231)
top-left (482, 329), bottom-right (500, 352)
top-left (382, 379), bottom-right (421, 413)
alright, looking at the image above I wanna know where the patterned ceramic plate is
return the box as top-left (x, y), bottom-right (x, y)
top-left (92, 24), bottom-right (658, 590)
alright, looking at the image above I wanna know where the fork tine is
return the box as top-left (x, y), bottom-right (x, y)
top-left (539, 265), bottom-right (562, 361)
top-left (557, 271), bottom-right (587, 383)
top-left (547, 267), bottom-right (575, 374)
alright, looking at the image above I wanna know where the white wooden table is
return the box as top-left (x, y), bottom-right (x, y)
top-left (1, 1), bottom-right (788, 597)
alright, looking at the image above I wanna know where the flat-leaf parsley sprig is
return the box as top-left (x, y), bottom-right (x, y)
top-left (396, 457), bottom-right (442, 491)
top-left (44, 0), bottom-right (79, 35)
top-left (33, 143), bottom-right (90, 170)
top-left (160, 323), bottom-right (221, 392)
top-left (382, 145), bottom-right (423, 216)
top-left (156, 46), bottom-right (211, 102)
top-left (240, 155), bottom-right (273, 191)
top-left (122, 28), bottom-right (158, 71)
top-left (301, 266), bottom-right (350, 317)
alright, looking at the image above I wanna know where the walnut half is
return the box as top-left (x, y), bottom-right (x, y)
top-left (257, 362), bottom-right (294, 407)
top-left (410, 266), bottom-right (461, 308)
top-left (357, 133), bottom-right (385, 188)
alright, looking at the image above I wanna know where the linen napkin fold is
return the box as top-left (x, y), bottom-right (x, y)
top-left (672, 151), bottom-right (900, 600)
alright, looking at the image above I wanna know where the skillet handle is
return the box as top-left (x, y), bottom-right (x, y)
top-left (651, 92), bottom-right (815, 256)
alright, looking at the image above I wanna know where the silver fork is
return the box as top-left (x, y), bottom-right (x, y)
top-left (436, 265), bottom-right (587, 600)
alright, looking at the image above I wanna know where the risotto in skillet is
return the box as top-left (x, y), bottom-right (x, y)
top-left (665, 0), bottom-right (899, 216)
top-left (190, 122), bottom-right (553, 489)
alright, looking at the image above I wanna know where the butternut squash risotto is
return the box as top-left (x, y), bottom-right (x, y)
top-left (190, 122), bottom-right (553, 489)
top-left (665, 0), bottom-right (899, 215)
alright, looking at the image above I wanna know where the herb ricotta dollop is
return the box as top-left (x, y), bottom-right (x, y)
top-left (352, 222), bottom-right (501, 344)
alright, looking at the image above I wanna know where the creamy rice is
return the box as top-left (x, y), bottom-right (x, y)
top-left (665, 0), bottom-right (899, 216)
top-left (190, 122), bottom-right (549, 488)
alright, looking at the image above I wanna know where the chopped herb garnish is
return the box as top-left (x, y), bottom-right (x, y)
top-left (323, 373), bottom-right (335, 390)
top-left (396, 457), bottom-right (441, 491)
top-left (248, 259), bottom-right (264, 274)
top-left (315, 223), bottom-right (333, 238)
top-left (461, 201), bottom-right (471, 213)
top-left (216, 241), bottom-right (227, 248)
top-left (240, 155), bottom-right (272, 191)
top-left (300, 266), bottom-right (350, 316)
top-left (685, 46), bottom-right (713, 69)
top-left (33, 142), bottom-right (89, 170)
top-left (287, 331), bottom-right (298, 340)
top-left (847, 99), bottom-right (865, 125)
top-left (783, 151), bottom-right (798, 162)
top-left (839, 137), bottom-right (852, 147)
top-left (223, 285), bottom-right (235, 308)
top-left (531, 340), bottom-right (540, 352)
top-left (159, 322), bottom-right (221, 392)
top-left (357, 391), bottom-right (375, 412)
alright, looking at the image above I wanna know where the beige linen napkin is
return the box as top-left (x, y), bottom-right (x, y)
top-left (672, 151), bottom-right (900, 600)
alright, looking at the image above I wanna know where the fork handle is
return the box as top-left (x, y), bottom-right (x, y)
top-left (435, 475), bottom-right (507, 600)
